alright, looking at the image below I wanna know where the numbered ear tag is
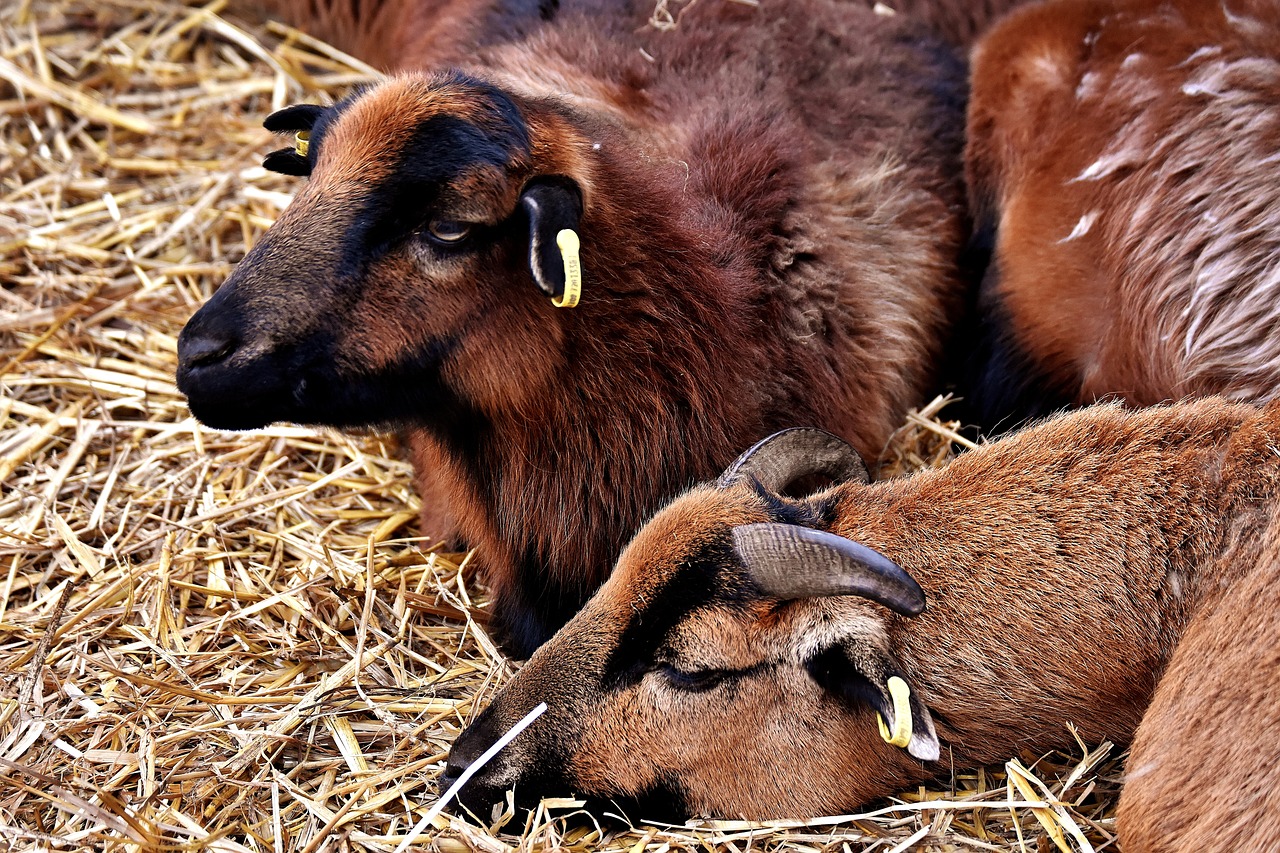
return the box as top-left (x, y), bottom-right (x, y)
top-left (552, 229), bottom-right (582, 308)
top-left (294, 131), bottom-right (310, 158)
top-left (875, 676), bottom-right (914, 748)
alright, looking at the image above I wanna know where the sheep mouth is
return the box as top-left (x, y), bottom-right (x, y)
top-left (178, 364), bottom-right (313, 431)
top-left (444, 783), bottom-right (692, 829)
top-left (177, 335), bottom-right (462, 432)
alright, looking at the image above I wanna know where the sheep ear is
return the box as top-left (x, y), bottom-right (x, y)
top-left (262, 104), bottom-right (325, 176)
top-left (732, 523), bottom-right (925, 616)
top-left (263, 103), bottom-right (324, 133)
top-left (717, 428), bottom-right (869, 493)
top-left (807, 642), bottom-right (940, 761)
top-left (519, 179), bottom-right (584, 302)
top-left (263, 148), bottom-right (312, 176)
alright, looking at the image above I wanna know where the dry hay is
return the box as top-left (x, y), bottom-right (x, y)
top-left (0, 2), bottom-right (1125, 850)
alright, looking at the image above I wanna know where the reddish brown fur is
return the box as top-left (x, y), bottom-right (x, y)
top-left (1117, 507), bottom-right (1280, 853)
top-left (966, 0), bottom-right (1280, 417)
top-left (447, 399), bottom-right (1280, 820)
top-left (181, 1), bottom-right (974, 656)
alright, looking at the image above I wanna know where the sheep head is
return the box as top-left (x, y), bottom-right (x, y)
top-left (443, 430), bottom-right (939, 821)
top-left (177, 72), bottom-right (593, 431)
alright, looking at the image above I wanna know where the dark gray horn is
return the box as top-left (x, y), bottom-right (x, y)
top-left (732, 523), bottom-right (925, 616)
top-left (716, 428), bottom-right (870, 492)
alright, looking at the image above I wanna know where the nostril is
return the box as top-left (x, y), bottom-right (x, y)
top-left (439, 757), bottom-right (466, 794)
top-left (178, 332), bottom-right (236, 369)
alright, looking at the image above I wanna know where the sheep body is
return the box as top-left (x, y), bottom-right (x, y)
top-left (1116, 507), bottom-right (1280, 853)
top-left (179, 0), bottom-right (973, 656)
top-left (965, 0), bottom-right (1280, 421)
top-left (444, 398), bottom-right (1280, 825)
top-left (242, 0), bottom-right (1030, 66)
top-left (238, 0), bottom-right (631, 72)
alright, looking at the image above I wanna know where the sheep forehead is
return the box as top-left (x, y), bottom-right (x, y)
top-left (587, 485), bottom-right (893, 678)
top-left (602, 486), bottom-right (767, 605)
top-left (663, 601), bottom-right (785, 668)
top-left (315, 75), bottom-right (521, 182)
top-left (566, 487), bottom-right (775, 679)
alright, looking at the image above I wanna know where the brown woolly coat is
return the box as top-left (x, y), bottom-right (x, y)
top-left (1118, 502), bottom-right (1280, 853)
top-left (965, 0), bottom-right (1280, 422)
top-left (445, 399), bottom-right (1280, 831)
top-left (242, 0), bottom-right (1030, 71)
top-left (181, 0), bottom-right (975, 655)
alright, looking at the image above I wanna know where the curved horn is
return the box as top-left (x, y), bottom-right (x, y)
top-left (716, 428), bottom-right (870, 492)
top-left (732, 523), bottom-right (925, 616)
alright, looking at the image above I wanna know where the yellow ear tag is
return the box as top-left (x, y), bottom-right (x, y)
top-left (875, 676), bottom-right (913, 748)
top-left (294, 130), bottom-right (310, 158)
top-left (552, 229), bottom-right (582, 308)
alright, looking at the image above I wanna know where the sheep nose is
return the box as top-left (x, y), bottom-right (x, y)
top-left (177, 328), bottom-right (236, 369)
top-left (438, 754), bottom-right (468, 795)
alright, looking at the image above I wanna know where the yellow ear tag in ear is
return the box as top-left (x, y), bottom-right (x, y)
top-left (294, 130), bottom-right (310, 158)
top-left (552, 229), bottom-right (582, 308)
top-left (876, 675), bottom-right (914, 748)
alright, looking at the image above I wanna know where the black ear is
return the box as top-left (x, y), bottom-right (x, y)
top-left (519, 179), bottom-right (584, 301)
top-left (263, 148), bottom-right (312, 176)
top-left (262, 104), bottom-right (326, 176)
top-left (263, 103), bottom-right (325, 133)
top-left (807, 641), bottom-right (940, 761)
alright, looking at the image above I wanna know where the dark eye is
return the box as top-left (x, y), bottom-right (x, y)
top-left (657, 663), bottom-right (728, 692)
top-left (424, 219), bottom-right (471, 244)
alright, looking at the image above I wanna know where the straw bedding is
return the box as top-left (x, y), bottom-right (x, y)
top-left (0, 2), bottom-right (1125, 850)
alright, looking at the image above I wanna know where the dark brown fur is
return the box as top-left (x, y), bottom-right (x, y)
top-left (858, 0), bottom-right (1031, 46)
top-left (446, 399), bottom-right (1280, 821)
top-left (179, 1), bottom-right (973, 656)
top-left (965, 0), bottom-right (1280, 423)
top-left (238, 0), bottom-right (585, 71)
top-left (242, 0), bottom-right (1029, 69)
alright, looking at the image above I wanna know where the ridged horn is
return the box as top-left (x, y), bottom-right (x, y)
top-left (732, 523), bottom-right (925, 616)
top-left (716, 428), bottom-right (869, 493)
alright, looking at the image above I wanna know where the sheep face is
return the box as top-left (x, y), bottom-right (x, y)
top-left (177, 73), bottom-right (587, 431)
top-left (444, 478), bottom-right (938, 821)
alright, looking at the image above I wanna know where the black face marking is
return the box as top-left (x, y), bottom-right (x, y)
top-left (602, 534), bottom-right (753, 688)
top-left (446, 698), bottom-right (577, 818)
top-left (655, 661), bottom-right (771, 693)
top-left (336, 78), bottom-right (533, 276)
top-left (178, 315), bottom-right (472, 432)
top-left (580, 773), bottom-right (691, 825)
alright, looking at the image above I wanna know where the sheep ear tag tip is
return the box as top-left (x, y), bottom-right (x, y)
top-left (294, 131), bottom-right (310, 158)
top-left (552, 229), bottom-right (582, 308)
top-left (876, 675), bottom-right (913, 748)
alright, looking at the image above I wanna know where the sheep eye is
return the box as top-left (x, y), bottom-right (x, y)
top-left (424, 219), bottom-right (472, 244)
top-left (657, 663), bottom-right (727, 692)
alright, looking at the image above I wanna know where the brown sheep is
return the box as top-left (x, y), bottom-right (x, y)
top-left (177, 0), bottom-right (974, 657)
top-left (443, 398), bottom-right (1280, 824)
top-left (964, 0), bottom-right (1280, 424)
